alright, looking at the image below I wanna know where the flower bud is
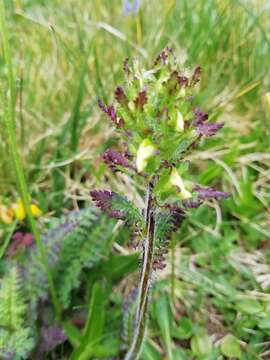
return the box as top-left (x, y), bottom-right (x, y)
top-left (176, 111), bottom-right (184, 132)
top-left (136, 139), bottom-right (156, 173)
top-left (169, 168), bottom-right (192, 200)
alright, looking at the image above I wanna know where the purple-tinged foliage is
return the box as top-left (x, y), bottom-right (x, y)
top-left (194, 108), bottom-right (208, 125)
top-left (169, 206), bottom-right (186, 229)
top-left (157, 108), bottom-right (169, 123)
top-left (134, 90), bottom-right (147, 109)
top-left (115, 86), bottom-right (128, 106)
top-left (1, 351), bottom-right (15, 360)
top-left (183, 199), bottom-right (202, 209)
top-left (153, 206), bottom-right (185, 271)
top-left (98, 98), bottom-right (108, 114)
top-left (123, 57), bottom-right (130, 74)
top-left (167, 70), bottom-right (189, 90)
top-left (99, 101), bottom-right (117, 122)
top-left (90, 189), bottom-right (114, 212)
top-left (190, 65), bottom-right (201, 86)
top-left (178, 75), bottom-right (189, 87)
top-left (154, 47), bottom-right (175, 66)
top-left (7, 232), bottom-right (34, 256)
top-left (90, 190), bottom-right (124, 219)
top-left (123, 0), bottom-right (140, 16)
top-left (194, 186), bottom-right (229, 200)
top-left (39, 326), bottom-right (66, 353)
top-left (103, 148), bottom-right (133, 170)
top-left (123, 287), bottom-right (138, 312)
top-left (94, 50), bottom-right (230, 359)
top-left (98, 99), bottom-right (124, 128)
top-left (196, 121), bottom-right (224, 137)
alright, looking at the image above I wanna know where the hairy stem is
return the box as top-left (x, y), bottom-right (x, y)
top-left (0, 0), bottom-right (61, 321)
top-left (125, 181), bottom-right (156, 360)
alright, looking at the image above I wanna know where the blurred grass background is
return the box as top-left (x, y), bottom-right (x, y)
top-left (1, 0), bottom-right (270, 358)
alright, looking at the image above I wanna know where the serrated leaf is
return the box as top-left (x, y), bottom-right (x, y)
top-left (111, 194), bottom-right (143, 226)
top-left (155, 208), bottom-right (185, 242)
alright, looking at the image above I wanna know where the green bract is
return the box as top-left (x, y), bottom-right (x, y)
top-left (99, 49), bottom-right (209, 204)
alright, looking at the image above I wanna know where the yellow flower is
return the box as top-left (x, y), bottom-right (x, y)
top-left (169, 167), bottom-right (192, 200)
top-left (136, 139), bottom-right (156, 173)
top-left (175, 111), bottom-right (184, 132)
top-left (14, 199), bottom-right (26, 220)
top-left (13, 199), bottom-right (42, 221)
top-left (0, 205), bottom-right (14, 224)
top-left (30, 203), bottom-right (42, 217)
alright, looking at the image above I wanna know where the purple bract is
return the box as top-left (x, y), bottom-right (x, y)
top-left (194, 186), bottom-right (229, 200)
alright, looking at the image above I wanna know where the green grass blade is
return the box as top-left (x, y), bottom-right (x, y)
top-left (70, 282), bottom-right (106, 360)
top-left (0, 0), bottom-right (61, 321)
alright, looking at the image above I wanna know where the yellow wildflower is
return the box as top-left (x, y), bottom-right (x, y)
top-left (136, 139), bottom-right (156, 173)
top-left (0, 205), bottom-right (14, 224)
top-left (30, 203), bottom-right (42, 217)
top-left (175, 111), bottom-right (184, 132)
top-left (13, 199), bottom-right (42, 221)
top-left (169, 167), bottom-right (192, 200)
top-left (14, 199), bottom-right (26, 220)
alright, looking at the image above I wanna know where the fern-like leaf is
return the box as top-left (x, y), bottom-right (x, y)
top-left (0, 266), bottom-right (34, 359)
top-left (55, 212), bottom-right (116, 308)
top-left (21, 207), bottom-right (114, 309)
top-left (111, 194), bottom-right (143, 226)
top-left (91, 190), bottom-right (143, 227)
top-left (0, 267), bottom-right (26, 330)
top-left (154, 207), bottom-right (185, 269)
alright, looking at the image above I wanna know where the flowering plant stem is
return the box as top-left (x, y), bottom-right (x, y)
top-left (0, 0), bottom-right (61, 321)
top-left (125, 181), bottom-right (156, 360)
top-left (93, 48), bottom-right (229, 359)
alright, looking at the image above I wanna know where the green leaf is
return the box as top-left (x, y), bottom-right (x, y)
top-left (173, 317), bottom-right (193, 340)
top-left (88, 337), bottom-right (119, 358)
top-left (62, 321), bottom-right (81, 348)
top-left (172, 348), bottom-right (188, 360)
top-left (83, 283), bottom-right (105, 345)
top-left (70, 282), bottom-right (106, 360)
top-left (258, 318), bottom-right (270, 330)
top-left (142, 341), bottom-right (162, 360)
top-left (220, 334), bottom-right (242, 359)
top-left (153, 294), bottom-right (173, 360)
top-left (97, 253), bottom-right (139, 283)
top-left (155, 208), bottom-right (184, 242)
top-left (111, 194), bottom-right (143, 226)
top-left (0, 221), bottom-right (17, 260)
top-left (48, 209), bottom-right (116, 309)
top-left (176, 161), bottom-right (190, 175)
top-left (191, 333), bottom-right (213, 357)
top-left (70, 62), bottom-right (87, 153)
top-left (236, 298), bottom-right (264, 315)
top-left (0, 266), bottom-right (34, 358)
